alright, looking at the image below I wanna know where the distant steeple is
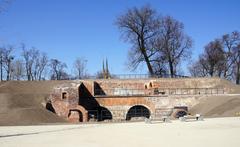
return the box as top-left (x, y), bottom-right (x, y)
top-left (106, 58), bottom-right (109, 78)
top-left (102, 59), bottom-right (105, 75)
top-left (101, 58), bottom-right (110, 79)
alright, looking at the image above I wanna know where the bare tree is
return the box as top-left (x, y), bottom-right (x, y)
top-left (189, 39), bottom-right (225, 77)
top-left (22, 45), bottom-right (48, 81)
top-left (0, 47), bottom-right (4, 81)
top-left (22, 44), bottom-right (39, 81)
top-left (116, 6), bottom-right (192, 77)
top-left (50, 59), bottom-right (67, 80)
top-left (220, 31), bottom-right (240, 83)
top-left (2, 45), bottom-right (14, 80)
top-left (189, 31), bottom-right (240, 81)
top-left (188, 60), bottom-right (208, 77)
top-left (73, 57), bottom-right (87, 79)
top-left (151, 55), bottom-right (168, 76)
top-left (221, 31), bottom-right (240, 79)
top-left (33, 52), bottom-right (48, 80)
top-left (154, 16), bottom-right (192, 77)
top-left (12, 59), bottom-right (25, 80)
top-left (234, 44), bottom-right (240, 84)
top-left (116, 5), bottom-right (161, 75)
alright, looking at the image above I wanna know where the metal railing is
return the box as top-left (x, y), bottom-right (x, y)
top-left (109, 74), bottom-right (188, 79)
top-left (95, 88), bottom-right (147, 96)
top-left (67, 74), bottom-right (189, 80)
top-left (94, 88), bottom-right (225, 96)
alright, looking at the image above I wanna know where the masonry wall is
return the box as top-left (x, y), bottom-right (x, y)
top-left (49, 77), bottom-right (233, 122)
top-left (93, 78), bottom-right (228, 89)
top-left (50, 82), bottom-right (88, 122)
top-left (94, 95), bottom-right (201, 120)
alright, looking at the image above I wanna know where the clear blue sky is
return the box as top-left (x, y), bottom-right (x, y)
top-left (0, 0), bottom-right (239, 75)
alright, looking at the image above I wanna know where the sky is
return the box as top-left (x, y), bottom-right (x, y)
top-left (0, 0), bottom-right (239, 76)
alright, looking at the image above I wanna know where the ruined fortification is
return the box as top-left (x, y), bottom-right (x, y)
top-left (49, 77), bottom-right (232, 123)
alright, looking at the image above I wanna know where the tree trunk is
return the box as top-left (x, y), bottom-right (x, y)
top-left (169, 61), bottom-right (174, 78)
top-left (7, 63), bottom-right (10, 81)
top-left (144, 54), bottom-right (154, 75)
top-left (27, 68), bottom-right (31, 81)
top-left (236, 63), bottom-right (240, 84)
top-left (140, 38), bottom-right (154, 75)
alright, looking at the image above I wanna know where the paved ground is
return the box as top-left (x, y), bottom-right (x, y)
top-left (0, 117), bottom-right (240, 147)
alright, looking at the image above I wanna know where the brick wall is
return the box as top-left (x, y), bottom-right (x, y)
top-left (49, 77), bottom-right (232, 122)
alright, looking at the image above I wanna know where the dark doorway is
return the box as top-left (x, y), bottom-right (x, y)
top-left (126, 105), bottom-right (150, 121)
top-left (98, 107), bottom-right (112, 121)
top-left (88, 106), bottom-right (112, 121)
top-left (68, 109), bottom-right (83, 122)
top-left (46, 102), bottom-right (56, 113)
top-left (175, 110), bottom-right (187, 118)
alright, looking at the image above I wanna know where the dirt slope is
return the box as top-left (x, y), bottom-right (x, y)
top-left (189, 95), bottom-right (240, 117)
top-left (0, 81), bottom-right (70, 126)
top-left (219, 78), bottom-right (240, 94)
top-left (0, 80), bottom-right (70, 94)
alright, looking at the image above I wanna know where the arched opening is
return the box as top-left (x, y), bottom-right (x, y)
top-left (62, 92), bottom-right (67, 99)
top-left (126, 105), bottom-right (150, 121)
top-left (46, 102), bottom-right (55, 113)
top-left (175, 110), bottom-right (187, 118)
top-left (97, 106), bottom-right (112, 121)
top-left (149, 82), bottom-right (152, 88)
top-left (144, 85), bottom-right (147, 89)
top-left (68, 109), bottom-right (83, 122)
top-left (88, 106), bottom-right (112, 121)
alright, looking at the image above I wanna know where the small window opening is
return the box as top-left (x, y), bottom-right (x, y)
top-left (62, 92), bottom-right (67, 99)
top-left (154, 88), bottom-right (159, 95)
top-left (149, 82), bottom-right (152, 88)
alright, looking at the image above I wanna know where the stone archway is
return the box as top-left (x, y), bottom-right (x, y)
top-left (88, 106), bottom-right (113, 121)
top-left (68, 109), bottom-right (83, 122)
top-left (173, 109), bottom-right (188, 118)
top-left (98, 106), bottom-right (112, 121)
top-left (126, 105), bottom-right (151, 121)
top-left (68, 105), bottom-right (88, 122)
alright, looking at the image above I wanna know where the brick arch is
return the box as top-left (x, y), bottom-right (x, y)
top-left (172, 109), bottom-right (188, 118)
top-left (124, 98), bottom-right (155, 118)
top-left (127, 98), bottom-right (155, 113)
top-left (96, 97), bottom-right (155, 120)
top-left (50, 100), bottom-right (88, 122)
top-left (127, 104), bottom-right (152, 113)
top-left (125, 105), bottom-right (151, 120)
top-left (68, 109), bottom-right (83, 122)
top-left (96, 97), bottom-right (155, 111)
top-left (68, 105), bottom-right (88, 122)
top-left (96, 105), bottom-right (113, 121)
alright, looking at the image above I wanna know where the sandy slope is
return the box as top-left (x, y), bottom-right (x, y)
top-left (189, 95), bottom-right (240, 117)
top-left (0, 117), bottom-right (240, 147)
top-left (0, 80), bottom-right (70, 94)
top-left (0, 81), bottom-right (69, 126)
top-left (0, 93), bottom-right (66, 125)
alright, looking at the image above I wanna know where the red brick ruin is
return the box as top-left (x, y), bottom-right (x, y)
top-left (48, 78), bottom-right (227, 123)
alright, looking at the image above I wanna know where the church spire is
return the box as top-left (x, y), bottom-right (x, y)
top-left (101, 58), bottom-right (110, 79)
top-left (102, 59), bottom-right (105, 75)
top-left (106, 58), bottom-right (109, 78)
